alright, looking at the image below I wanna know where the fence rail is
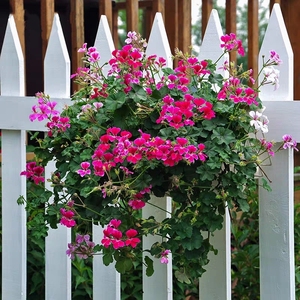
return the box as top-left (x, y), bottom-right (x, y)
top-left (0, 4), bottom-right (299, 299)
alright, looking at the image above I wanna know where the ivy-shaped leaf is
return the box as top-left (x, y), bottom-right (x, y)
top-left (175, 270), bottom-right (191, 284)
top-left (144, 256), bottom-right (154, 277)
top-left (212, 127), bottom-right (236, 145)
top-left (115, 257), bottom-right (133, 274)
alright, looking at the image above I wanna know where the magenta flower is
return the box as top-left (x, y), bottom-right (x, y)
top-left (20, 162), bottom-right (45, 185)
top-left (160, 249), bottom-right (171, 264)
top-left (282, 135), bottom-right (299, 151)
top-left (78, 43), bottom-right (87, 53)
top-left (88, 51), bottom-right (100, 62)
top-left (269, 50), bottom-right (282, 65)
top-left (77, 161), bottom-right (91, 177)
top-left (128, 199), bottom-right (146, 210)
top-left (260, 139), bottom-right (275, 157)
top-left (60, 208), bottom-right (76, 228)
top-left (109, 219), bottom-right (122, 228)
top-left (220, 33), bottom-right (245, 56)
top-left (125, 229), bottom-right (141, 248)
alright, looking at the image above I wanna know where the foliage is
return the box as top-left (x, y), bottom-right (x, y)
top-left (231, 192), bottom-right (260, 300)
top-left (295, 202), bottom-right (300, 299)
top-left (20, 29), bottom-right (290, 290)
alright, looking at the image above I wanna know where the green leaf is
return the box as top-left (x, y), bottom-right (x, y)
top-left (161, 67), bottom-right (175, 76)
top-left (75, 276), bottom-right (87, 289)
top-left (103, 253), bottom-right (113, 266)
top-left (294, 166), bottom-right (300, 173)
top-left (80, 149), bottom-right (93, 161)
top-left (181, 231), bottom-right (203, 250)
top-left (177, 225), bottom-right (193, 239)
top-left (175, 270), bottom-right (191, 284)
top-left (262, 178), bottom-right (272, 192)
top-left (17, 195), bottom-right (25, 205)
top-left (212, 127), bottom-right (236, 145)
top-left (115, 257), bottom-right (133, 274)
top-left (237, 198), bottom-right (250, 212)
top-left (144, 256), bottom-right (154, 277)
top-left (131, 85), bottom-right (147, 101)
top-left (105, 94), bottom-right (126, 111)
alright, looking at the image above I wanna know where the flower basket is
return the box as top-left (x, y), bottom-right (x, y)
top-left (20, 31), bottom-right (296, 285)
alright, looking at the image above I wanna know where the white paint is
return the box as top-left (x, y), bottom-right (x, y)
top-left (259, 4), bottom-right (293, 101)
top-left (92, 16), bottom-right (121, 300)
top-left (146, 13), bottom-right (173, 68)
top-left (259, 4), bottom-right (295, 300)
top-left (44, 14), bottom-right (70, 98)
top-left (143, 14), bottom-right (173, 299)
top-left (44, 14), bottom-right (72, 300)
top-left (0, 15), bottom-right (27, 300)
top-left (0, 96), bottom-right (70, 131)
top-left (198, 9), bottom-right (231, 300)
top-left (94, 15), bottom-right (115, 76)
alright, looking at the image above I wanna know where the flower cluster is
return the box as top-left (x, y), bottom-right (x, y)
top-left (128, 186), bottom-right (152, 210)
top-left (20, 161), bottom-right (44, 185)
top-left (29, 92), bottom-right (70, 136)
top-left (60, 201), bottom-right (76, 228)
top-left (21, 31), bottom-right (298, 283)
top-left (217, 77), bottom-right (259, 105)
top-left (220, 33), bottom-right (245, 56)
top-left (156, 94), bottom-right (215, 129)
top-left (101, 219), bottom-right (141, 250)
top-left (66, 234), bottom-right (95, 259)
top-left (85, 127), bottom-right (208, 180)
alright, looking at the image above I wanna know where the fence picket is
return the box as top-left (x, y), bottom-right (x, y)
top-left (0, 15), bottom-right (27, 300)
top-left (259, 4), bottom-right (293, 102)
top-left (259, 4), bottom-right (295, 300)
top-left (142, 13), bottom-right (173, 300)
top-left (44, 14), bottom-right (72, 300)
top-left (198, 9), bottom-right (231, 300)
top-left (146, 13), bottom-right (173, 68)
top-left (92, 15), bottom-right (121, 300)
top-left (94, 15), bottom-right (115, 76)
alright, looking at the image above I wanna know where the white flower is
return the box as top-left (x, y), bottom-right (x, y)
top-left (263, 66), bottom-right (280, 90)
top-left (249, 110), bottom-right (269, 133)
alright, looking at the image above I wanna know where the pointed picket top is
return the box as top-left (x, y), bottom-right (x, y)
top-left (199, 10), bottom-right (228, 73)
top-left (44, 13), bottom-right (70, 97)
top-left (94, 15), bottom-right (115, 76)
top-left (146, 13), bottom-right (172, 68)
top-left (259, 4), bottom-right (293, 101)
top-left (0, 14), bottom-right (24, 96)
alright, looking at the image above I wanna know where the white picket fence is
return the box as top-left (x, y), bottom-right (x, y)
top-left (0, 4), bottom-right (299, 299)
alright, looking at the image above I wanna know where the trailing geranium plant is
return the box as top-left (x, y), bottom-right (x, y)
top-left (20, 31), bottom-right (297, 283)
